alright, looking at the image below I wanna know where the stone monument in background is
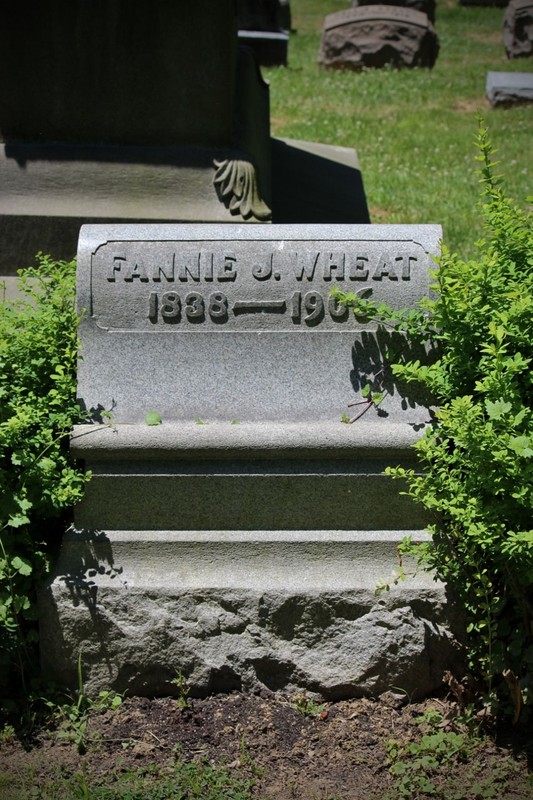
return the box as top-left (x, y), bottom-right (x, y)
top-left (0, 0), bottom-right (369, 294)
top-left (486, 71), bottom-right (533, 106)
top-left (503, 0), bottom-right (533, 59)
top-left (318, 6), bottom-right (439, 71)
top-left (0, 0), bottom-right (269, 284)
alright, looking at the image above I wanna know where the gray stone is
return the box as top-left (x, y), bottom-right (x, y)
top-left (74, 223), bottom-right (437, 423)
top-left (503, 0), bottom-right (533, 59)
top-left (38, 223), bottom-right (466, 699)
top-left (318, 6), bottom-right (439, 71)
top-left (352, 0), bottom-right (436, 25)
top-left (486, 71), bottom-right (533, 106)
top-left (69, 423), bottom-right (428, 534)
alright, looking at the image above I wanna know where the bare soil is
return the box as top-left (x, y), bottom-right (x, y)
top-left (1, 691), bottom-right (532, 799)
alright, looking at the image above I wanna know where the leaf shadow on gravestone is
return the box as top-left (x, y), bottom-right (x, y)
top-left (47, 531), bottom-right (126, 689)
top-left (350, 329), bottom-right (434, 413)
top-left (76, 401), bottom-right (117, 425)
top-left (58, 531), bottom-right (124, 616)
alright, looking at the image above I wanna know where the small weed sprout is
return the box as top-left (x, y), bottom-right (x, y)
top-left (41, 655), bottom-right (123, 754)
top-left (171, 670), bottom-right (190, 711)
top-left (290, 693), bottom-right (327, 718)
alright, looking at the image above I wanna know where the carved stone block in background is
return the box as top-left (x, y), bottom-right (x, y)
top-left (352, 0), bottom-right (436, 25)
top-left (0, 1), bottom-right (273, 277)
top-left (0, 0), bottom-right (372, 286)
top-left (486, 70), bottom-right (533, 106)
top-left (318, 6), bottom-right (439, 71)
top-left (503, 0), bottom-right (533, 59)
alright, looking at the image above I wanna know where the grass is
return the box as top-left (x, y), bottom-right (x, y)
top-left (264, 0), bottom-right (532, 257)
top-left (0, 755), bottom-right (256, 800)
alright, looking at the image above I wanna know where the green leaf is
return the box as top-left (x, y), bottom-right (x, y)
top-left (485, 399), bottom-right (512, 420)
top-left (38, 456), bottom-right (56, 472)
top-left (145, 411), bottom-right (162, 426)
top-left (8, 513), bottom-right (30, 529)
top-left (11, 556), bottom-right (32, 576)
top-left (17, 497), bottom-right (33, 512)
top-left (509, 436), bottom-right (533, 458)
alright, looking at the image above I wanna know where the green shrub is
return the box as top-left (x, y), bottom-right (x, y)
top-left (0, 256), bottom-right (88, 694)
top-left (334, 123), bottom-right (533, 718)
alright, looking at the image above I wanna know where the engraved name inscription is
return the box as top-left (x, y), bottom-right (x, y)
top-left (90, 240), bottom-right (429, 332)
top-left (106, 250), bottom-right (415, 284)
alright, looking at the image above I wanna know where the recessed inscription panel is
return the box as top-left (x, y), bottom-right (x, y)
top-left (90, 239), bottom-right (431, 332)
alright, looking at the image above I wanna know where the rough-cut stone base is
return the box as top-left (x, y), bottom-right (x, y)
top-left (39, 529), bottom-right (464, 699)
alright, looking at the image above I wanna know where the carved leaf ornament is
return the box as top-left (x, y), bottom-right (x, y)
top-left (213, 158), bottom-right (272, 222)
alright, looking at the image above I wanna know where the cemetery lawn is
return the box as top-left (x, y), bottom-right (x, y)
top-left (265, 0), bottom-right (532, 258)
top-left (1, 691), bottom-right (532, 799)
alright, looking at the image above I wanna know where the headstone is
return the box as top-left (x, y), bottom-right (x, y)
top-left (38, 223), bottom-right (463, 699)
top-left (503, 0), bottom-right (533, 59)
top-left (352, 0), bottom-right (436, 25)
top-left (318, 6), bottom-right (439, 71)
top-left (486, 71), bottom-right (533, 105)
top-left (237, 0), bottom-right (290, 66)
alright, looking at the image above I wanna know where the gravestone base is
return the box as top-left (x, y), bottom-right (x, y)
top-left (39, 528), bottom-right (461, 700)
top-left (39, 420), bottom-right (464, 699)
